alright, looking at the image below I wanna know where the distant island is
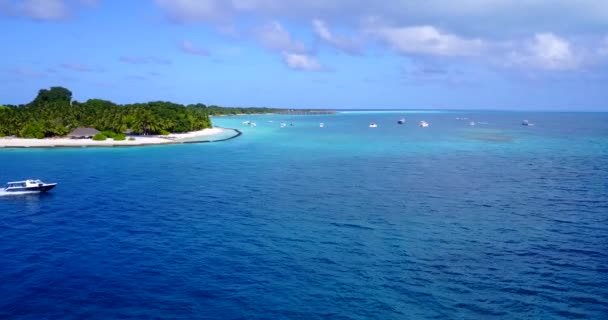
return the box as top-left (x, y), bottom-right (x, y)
top-left (0, 86), bottom-right (281, 148)
top-left (0, 86), bottom-right (282, 138)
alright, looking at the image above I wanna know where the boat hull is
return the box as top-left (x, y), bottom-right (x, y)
top-left (4, 183), bottom-right (56, 193)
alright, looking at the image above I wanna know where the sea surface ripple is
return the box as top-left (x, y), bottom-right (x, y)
top-left (1, 111), bottom-right (607, 319)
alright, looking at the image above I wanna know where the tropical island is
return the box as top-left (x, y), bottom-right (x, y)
top-left (0, 86), bottom-right (281, 148)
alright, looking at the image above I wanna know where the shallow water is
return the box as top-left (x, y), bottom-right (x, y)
top-left (1, 111), bottom-right (607, 319)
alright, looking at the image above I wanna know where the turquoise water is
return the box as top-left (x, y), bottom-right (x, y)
top-left (1, 111), bottom-right (607, 319)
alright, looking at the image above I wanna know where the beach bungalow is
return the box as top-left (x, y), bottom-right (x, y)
top-left (68, 127), bottom-right (100, 139)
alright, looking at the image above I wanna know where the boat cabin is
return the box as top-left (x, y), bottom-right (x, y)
top-left (6, 180), bottom-right (43, 188)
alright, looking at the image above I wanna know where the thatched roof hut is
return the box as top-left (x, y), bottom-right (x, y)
top-left (68, 127), bottom-right (100, 139)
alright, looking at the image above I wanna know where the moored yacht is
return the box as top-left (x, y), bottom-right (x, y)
top-left (319, 122), bottom-right (325, 128)
top-left (2, 179), bottom-right (57, 193)
top-left (369, 122), bottom-right (378, 128)
top-left (522, 120), bottom-right (534, 126)
top-left (398, 118), bottom-right (405, 124)
top-left (419, 121), bottom-right (429, 128)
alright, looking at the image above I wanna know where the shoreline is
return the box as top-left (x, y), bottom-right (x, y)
top-left (0, 127), bottom-right (239, 149)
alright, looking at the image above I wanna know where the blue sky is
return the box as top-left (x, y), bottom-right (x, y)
top-left (1, 0), bottom-right (608, 110)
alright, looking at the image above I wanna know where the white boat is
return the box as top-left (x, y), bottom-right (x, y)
top-left (419, 121), bottom-right (429, 128)
top-left (522, 120), bottom-right (534, 126)
top-left (319, 122), bottom-right (325, 128)
top-left (2, 179), bottom-right (57, 194)
top-left (250, 122), bottom-right (257, 127)
top-left (280, 123), bottom-right (287, 128)
top-left (469, 121), bottom-right (476, 126)
top-left (398, 118), bottom-right (405, 124)
top-left (369, 123), bottom-right (378, 128)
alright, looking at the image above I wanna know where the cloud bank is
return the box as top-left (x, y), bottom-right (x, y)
top-left (1, 0), bottom-right (98, 21)
top-left (154, 0), bottom-right (608, 74)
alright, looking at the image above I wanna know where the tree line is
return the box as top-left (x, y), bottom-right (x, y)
top-left (0, 87), bottom-right (282, 138)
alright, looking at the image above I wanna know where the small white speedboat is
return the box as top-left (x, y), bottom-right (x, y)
top-left (319, 122), bottom-right (325, 128)
top-left (419, 121), bottom-right (429, 128)
top-left (522, 120), bottom-right (534, 126)
top-left (1, 179), bottom-right (57, 194)
top-left (398, 118), bottom-right (405, 124)
top-left (280, 123), bottom-right (287, 128)
top-left (369, 123), bottom-right (378, 128)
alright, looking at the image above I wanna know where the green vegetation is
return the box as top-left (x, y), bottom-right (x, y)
top-left (203, 105), bottom-right (282, 116)
top-left (92, 133), bottom-right (107, 141)
top-left (113, 133), bottom-right (126, 141)
top-left (19, 123), bottom-right (45, 139)
top-left (101, 130), bottom-right (117, 139)
top-left (159, 129), bottom-right (170, 135)
top-left (0, 86), bottom-right (283, 138)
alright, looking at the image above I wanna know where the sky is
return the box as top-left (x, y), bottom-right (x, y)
top-left (1, 0), bottom-right (608, 110)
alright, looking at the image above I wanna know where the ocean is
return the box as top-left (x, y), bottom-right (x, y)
top-left (1, 111), bottom-right (607, 319)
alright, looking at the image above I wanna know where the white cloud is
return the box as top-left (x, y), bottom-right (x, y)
top-left (253, 21), bottom-right (324, 71)
top-left (155, 0), bottom-right (229, 23)
top-left (180, 41), bottom-right (209, 56)
top-left (312, 19), bottom-right (332, 40)
top-left (282, 53), bottom-right (323, 71)
top-left (367, 25), bottom-right (485, 56)
top-left (312, 19), bottom-right (362, 54)
top-left (17, 0), bottom-right (69, 21)
top-left (0, 0), bottom-right (100, 21)
top-left (508, 33), bottom-right (580, 71)
top-left (154, 1), bottom-right (608, 37)
top-left (255, 21), bottom-right (307, 53)
top-left (152, 0), bottom-right (608, 74)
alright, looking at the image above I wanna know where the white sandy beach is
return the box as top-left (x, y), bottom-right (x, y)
top-left (0, 127), bottom-right (229, 148)
top-left (165, 127), bottom-right (225, 140)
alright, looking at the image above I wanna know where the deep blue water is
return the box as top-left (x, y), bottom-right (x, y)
top-left (1, 111), bottom-right (607, 319)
